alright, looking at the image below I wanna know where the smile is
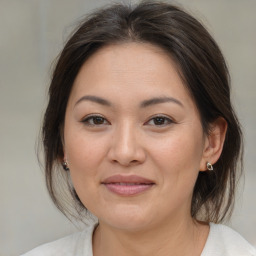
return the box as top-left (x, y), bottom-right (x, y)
top-left (102, 175), bottom-right (155, 196)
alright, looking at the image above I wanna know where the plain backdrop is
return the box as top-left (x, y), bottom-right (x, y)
top-left (0, 0), bottom-right (255, 255)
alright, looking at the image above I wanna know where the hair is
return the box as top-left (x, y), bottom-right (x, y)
top-left (42, 0), bottom-right (243, 223)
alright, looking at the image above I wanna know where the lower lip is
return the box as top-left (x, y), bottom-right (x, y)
top-left (103, 183), bottom-right (154, 196)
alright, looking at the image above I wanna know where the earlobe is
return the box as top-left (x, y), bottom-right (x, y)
top-left (60, 152), bottom-right (70, 171)
top-left (200, 117), bottom-right (227, 171)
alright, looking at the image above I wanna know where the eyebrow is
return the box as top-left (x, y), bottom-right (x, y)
top-left (74, 95), bottom-right (184, 108)
top-left (140, 96), bottom-right (183, 108)
top-left (75, 95), bottom-right (111, 107)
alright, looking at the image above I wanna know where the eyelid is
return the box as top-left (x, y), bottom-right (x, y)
top-left (80, 114), bottom-right (175, 127)
top-left (81, 114), bottom-right (110, 126)
top-left (145, 114), bottom-right (175, 126)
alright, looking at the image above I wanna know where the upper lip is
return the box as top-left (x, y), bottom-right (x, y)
top-left (102, 175), bottom-right (155, 184)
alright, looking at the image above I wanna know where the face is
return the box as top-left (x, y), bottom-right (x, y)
top-left (63, 42), bottom-right (209, 231)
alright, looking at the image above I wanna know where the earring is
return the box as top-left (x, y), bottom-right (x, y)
top-left (206, 162), bottom-right (213, 171)
top-left (62, 161), bottom-right (70, 171)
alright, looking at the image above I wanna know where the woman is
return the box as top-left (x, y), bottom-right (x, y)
top-left (22, 1), bottom-right (256, 255)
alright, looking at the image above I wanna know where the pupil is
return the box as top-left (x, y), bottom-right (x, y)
top-left (154, 117), bottom-right (164, 125)
top-left (94, 117), bottom-right (104, 124)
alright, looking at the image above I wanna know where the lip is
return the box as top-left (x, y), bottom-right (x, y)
top-left (102, 174), bottom-right (154, 184)
top-left (102, 175), bottom-right (155, 196)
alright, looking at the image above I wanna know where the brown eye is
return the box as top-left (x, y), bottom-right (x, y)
top-left (81, 115), bottom-right (109, 126)
top-left (153, 117), bottom-right (166, 125)
top-left (146, 116), bottom-right (173, 126)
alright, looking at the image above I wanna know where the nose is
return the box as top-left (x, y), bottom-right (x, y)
top-left (107, 122), bottom-right (146, 166)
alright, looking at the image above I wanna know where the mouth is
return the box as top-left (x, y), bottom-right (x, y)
top-left (102, 175), bottom-right (155, 196)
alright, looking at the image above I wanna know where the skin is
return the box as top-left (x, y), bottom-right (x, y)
top-left (63, 42), bottom-right (227, 256)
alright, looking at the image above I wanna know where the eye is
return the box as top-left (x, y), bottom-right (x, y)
top-left (81, 115), bottom-right (110, 126)
top-left (146, 115), bottom-right (174, 126)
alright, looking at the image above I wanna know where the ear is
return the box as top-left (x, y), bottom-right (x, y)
top-left (199, 117), bottom-right (227, 171)
top-left (59, 154), bottom-right (67, 163)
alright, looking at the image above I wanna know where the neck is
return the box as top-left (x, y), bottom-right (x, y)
top-left (93, 215), bottom-right (209, 256)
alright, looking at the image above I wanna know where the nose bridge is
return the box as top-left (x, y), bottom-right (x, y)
top-left (108, 120), bottom-right (145, 165)
top-left (118, 120), bottom-right (136, 151)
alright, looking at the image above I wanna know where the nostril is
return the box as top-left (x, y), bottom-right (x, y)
top-left (111, 158), bottom-right (140, 167)
top-left (107, 139), bottom-right (146, 166)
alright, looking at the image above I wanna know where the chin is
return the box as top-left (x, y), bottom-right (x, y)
top-left (97, 205), bottom-right (154, 231)
top-left (104, 218), bottom-right (151, 232)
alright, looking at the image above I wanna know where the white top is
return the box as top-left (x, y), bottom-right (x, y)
top-left (21, 223), bottom-right (256, 256)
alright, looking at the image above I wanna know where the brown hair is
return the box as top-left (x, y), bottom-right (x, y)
top-left (42, 1), bottom-right (243, 223)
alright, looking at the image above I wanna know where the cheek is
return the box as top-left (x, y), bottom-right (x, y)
top-left (64, 134), bottom-right (105, 207)
top-left (65, 130), bottom-right (106, 170)
top-left (152, 132), bottom-right (203, 169)
top-left (64, 131), bottom-right (109, 198)
top-left (149, 131), bottom-right (204, 193)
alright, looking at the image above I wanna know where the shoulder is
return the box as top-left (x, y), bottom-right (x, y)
top-left (21, 224), bottom-right (95, 256)
top-left (201, 223), bottom-right (256, 256)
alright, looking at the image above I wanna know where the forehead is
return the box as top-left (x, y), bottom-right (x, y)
top-left (87, 42), bottom-right (173, 69)
top-left (69, 42), bottom-right (194, 110)
top-left (75, 42), bottom-right (179, 80)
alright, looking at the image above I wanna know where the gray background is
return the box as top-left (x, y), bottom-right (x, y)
top-left (0, 0), bottom-right (255, 255)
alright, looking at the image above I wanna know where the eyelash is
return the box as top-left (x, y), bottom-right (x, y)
top-left (81, 114), bottom-right (174, 127)
top-left (81, 115), bottom-right (109, 126)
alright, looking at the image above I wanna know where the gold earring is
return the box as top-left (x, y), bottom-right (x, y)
top-left (206, 162), bottom-right (213, 171)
